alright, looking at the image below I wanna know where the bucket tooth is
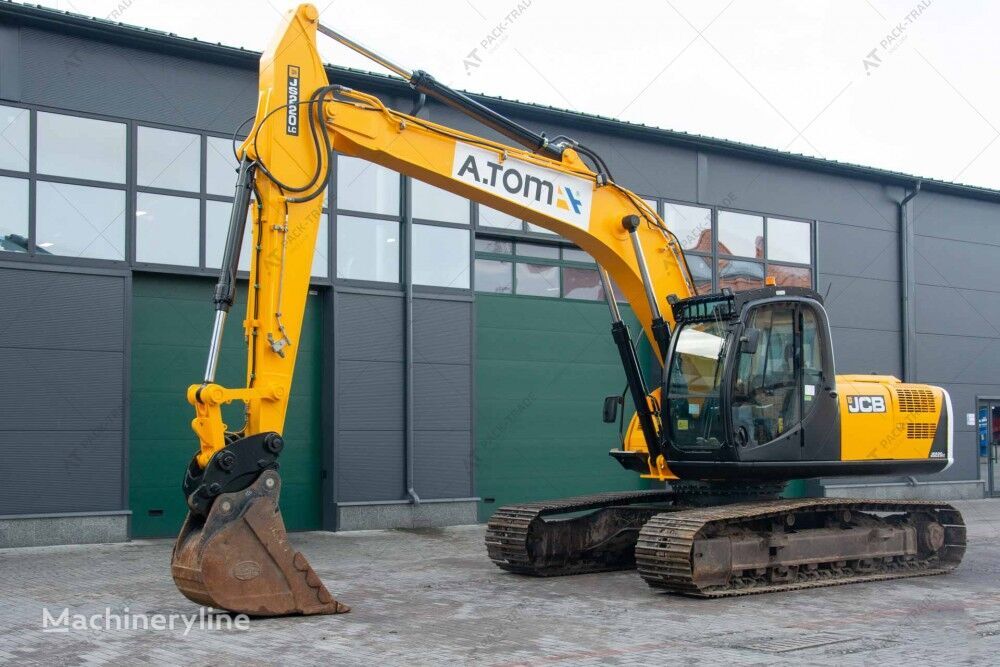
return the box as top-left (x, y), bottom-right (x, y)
top-left (171, 470), bottom-right (349, 616)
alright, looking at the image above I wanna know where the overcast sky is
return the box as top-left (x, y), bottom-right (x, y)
top-left (31, 0), bottom-right (1000, 190)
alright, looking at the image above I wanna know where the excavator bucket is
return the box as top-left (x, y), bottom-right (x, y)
top-left (171, 470), bottom-right (349, 616)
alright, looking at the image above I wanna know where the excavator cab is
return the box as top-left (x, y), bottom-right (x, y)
top-left (660, 286), bottom-right (841, 476)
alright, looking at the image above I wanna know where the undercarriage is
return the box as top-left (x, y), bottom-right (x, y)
top-left (485, 484), bottom-right (966, 597)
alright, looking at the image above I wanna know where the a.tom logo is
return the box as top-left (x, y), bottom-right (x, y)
top-left (846, 395), bottom-right (887, 413)
top-left (286, 65), bottom-right (300, 136)
top-left (452, 142), bottom-right (593, 229)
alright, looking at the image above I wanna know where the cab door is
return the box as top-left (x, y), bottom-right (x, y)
top-left (729, 299), bottom-right (839, 462)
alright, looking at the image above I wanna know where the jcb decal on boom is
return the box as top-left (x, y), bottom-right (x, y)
top-left (286, 65), bottom-right (300, 136)
top-left (452, 142), bottom-right (593, 229)
top-left (846, 395), bottom-right (887, 413)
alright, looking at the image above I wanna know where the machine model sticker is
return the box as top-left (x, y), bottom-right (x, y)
top-left (286, 65), bottom-right (301, 136)
top-left (452, 142), bottom-right (594, 229)
top-left (846, 395), bottom-right (887, 413)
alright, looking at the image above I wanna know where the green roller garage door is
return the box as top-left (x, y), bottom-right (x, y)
top-left (475, 294), bottom-right (656, 521)
top-left (129, 274), bottom-right (323, 538)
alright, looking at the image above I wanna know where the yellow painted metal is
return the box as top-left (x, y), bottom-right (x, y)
top-left (838, 376), bottom-right (944, 461)
top-left (187, 3), bottom-right (696, 468)
top-left (186, 4), bottom-right (948, 477)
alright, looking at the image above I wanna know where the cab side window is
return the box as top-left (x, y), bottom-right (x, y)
top-left (731, 304), bottom-right (799, 446)
top-left (801, 308), bottom-right (824, 417)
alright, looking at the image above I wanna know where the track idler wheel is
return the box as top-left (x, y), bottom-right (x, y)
top-left (171, 469), bottom-right (349, 616)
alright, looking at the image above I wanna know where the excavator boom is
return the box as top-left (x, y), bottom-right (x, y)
top-left (171, 3), bottom-right (694, 616)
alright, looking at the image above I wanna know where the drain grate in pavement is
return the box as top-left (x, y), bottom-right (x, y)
top-left (739, 632), bottom-right (856, 654)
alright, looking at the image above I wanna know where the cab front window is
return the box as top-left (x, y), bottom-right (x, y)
top-left (666, 320), bottom-right (729, 450)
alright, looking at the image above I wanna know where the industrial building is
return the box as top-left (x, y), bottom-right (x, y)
top-left (0, 2), bottom-right (996, 548)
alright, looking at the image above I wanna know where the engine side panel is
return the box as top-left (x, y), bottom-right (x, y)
top-left (838, 375), bottom-right (951, 466)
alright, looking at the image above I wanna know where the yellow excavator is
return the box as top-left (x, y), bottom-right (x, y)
top-left (170, 4), bottom-right (965, 615)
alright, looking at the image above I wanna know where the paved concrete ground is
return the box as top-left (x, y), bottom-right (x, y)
top-left (2, 500), bottom-right (999, 666)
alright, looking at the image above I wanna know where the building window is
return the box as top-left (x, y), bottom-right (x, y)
top-left (37, 112), bottom-right (126, 184)
top-left (717, 210), bottom-right (764, 259)
top-left (336, 214), bottom-right (400, 282)
top-left (0, 104), bottom-right (30, 172)
top-left (562, 266), bottom-right (602, 300)
top-left (516, 262), bottom-right (559, 297)
top-left (664, 202), bottom-right (712, 252)
top-left (473, 203), bottom-right (564, 238)
top-left (36, 181), bottom-right (126, 260)
top-left (475, 238), bottom-right (609, 302)
top-left (206, 136), bottom-right (238, 197)
top-left (718, 258), bottom-right (765, 292)
top-left (0, 176), bottom-right (29, 253)
top-left (137, 126), bottom-right (200, 192)
top-left (767, 217), bottom-right (812, 264)
top-left (715, 209), bottom-right (813, 290)
top-left (474, 258), bottom-right (512, 293)
top-left (479, 205), bottom-right (521, 230)
top-left (335, 155), bottom-right (400, 215)
top-left (412, 223), bottom-right (470, 288)
top-left (135, 193), bottom-right (200, 266)
top-left (412, 179), bottom-right (469, 224)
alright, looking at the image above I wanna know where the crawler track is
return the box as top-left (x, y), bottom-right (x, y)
top-left (635, 498), bottom-right (966, 597)
top-left (485, 490), bottom-right (678, 576)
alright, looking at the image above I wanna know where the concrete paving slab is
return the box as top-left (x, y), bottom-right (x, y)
top-left (1, 499), bottom-right (999, 665)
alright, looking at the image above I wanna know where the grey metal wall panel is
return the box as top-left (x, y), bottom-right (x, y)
top-left (828, 326), bottom-right (902, 377)
top-left (701, 153), bottom-right (899, 230)
top-left (413, 431), bottom-right (472, 499)
top-left (0, 431), bottom-right (123, 513)
top-left (0, 268), bottom-right (125, 514)
top-left (412, 299), bottom-right (471, 364)
top-left (413, 363), bottom-right (472, 431)
top-left (0, 348), bottom-right (123, 431)
top-left (0, 24), bottom-right (21, 100)
top-left (817, 221), bottom-right (899, 282)
top-left (1, 267), bottom-right (125, 351)
top-left (336, 360), bottom-right (404, 431)
top-left (335, 431), bottom-right (405, 502)
top-left (335, 293), bottom-right (404, 361)
top-left (913, 191), bottom-right (1000, 246)
top-left (18, 28), bottom-right (255, 133)
top-left (914, 234), bottom-right (1000, 292)
top-left (820, 275), bottom-right (900, 332)
top-left (334, 292), bottom-right (406, 502)
top-left (915, 284), bottom-right (1000, 337)
top-left (916, 334), bottom-right (1000, 386)
top-left (410, 298), bottom-right (472, 499)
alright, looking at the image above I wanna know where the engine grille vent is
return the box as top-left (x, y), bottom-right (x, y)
top-left (906, 423), bottom-right (936, 439)
top-left (896, 388), bottom-right (935, 413)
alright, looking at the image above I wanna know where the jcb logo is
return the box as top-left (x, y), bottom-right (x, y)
top-left (847, 395), bottom-right (886, 413)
